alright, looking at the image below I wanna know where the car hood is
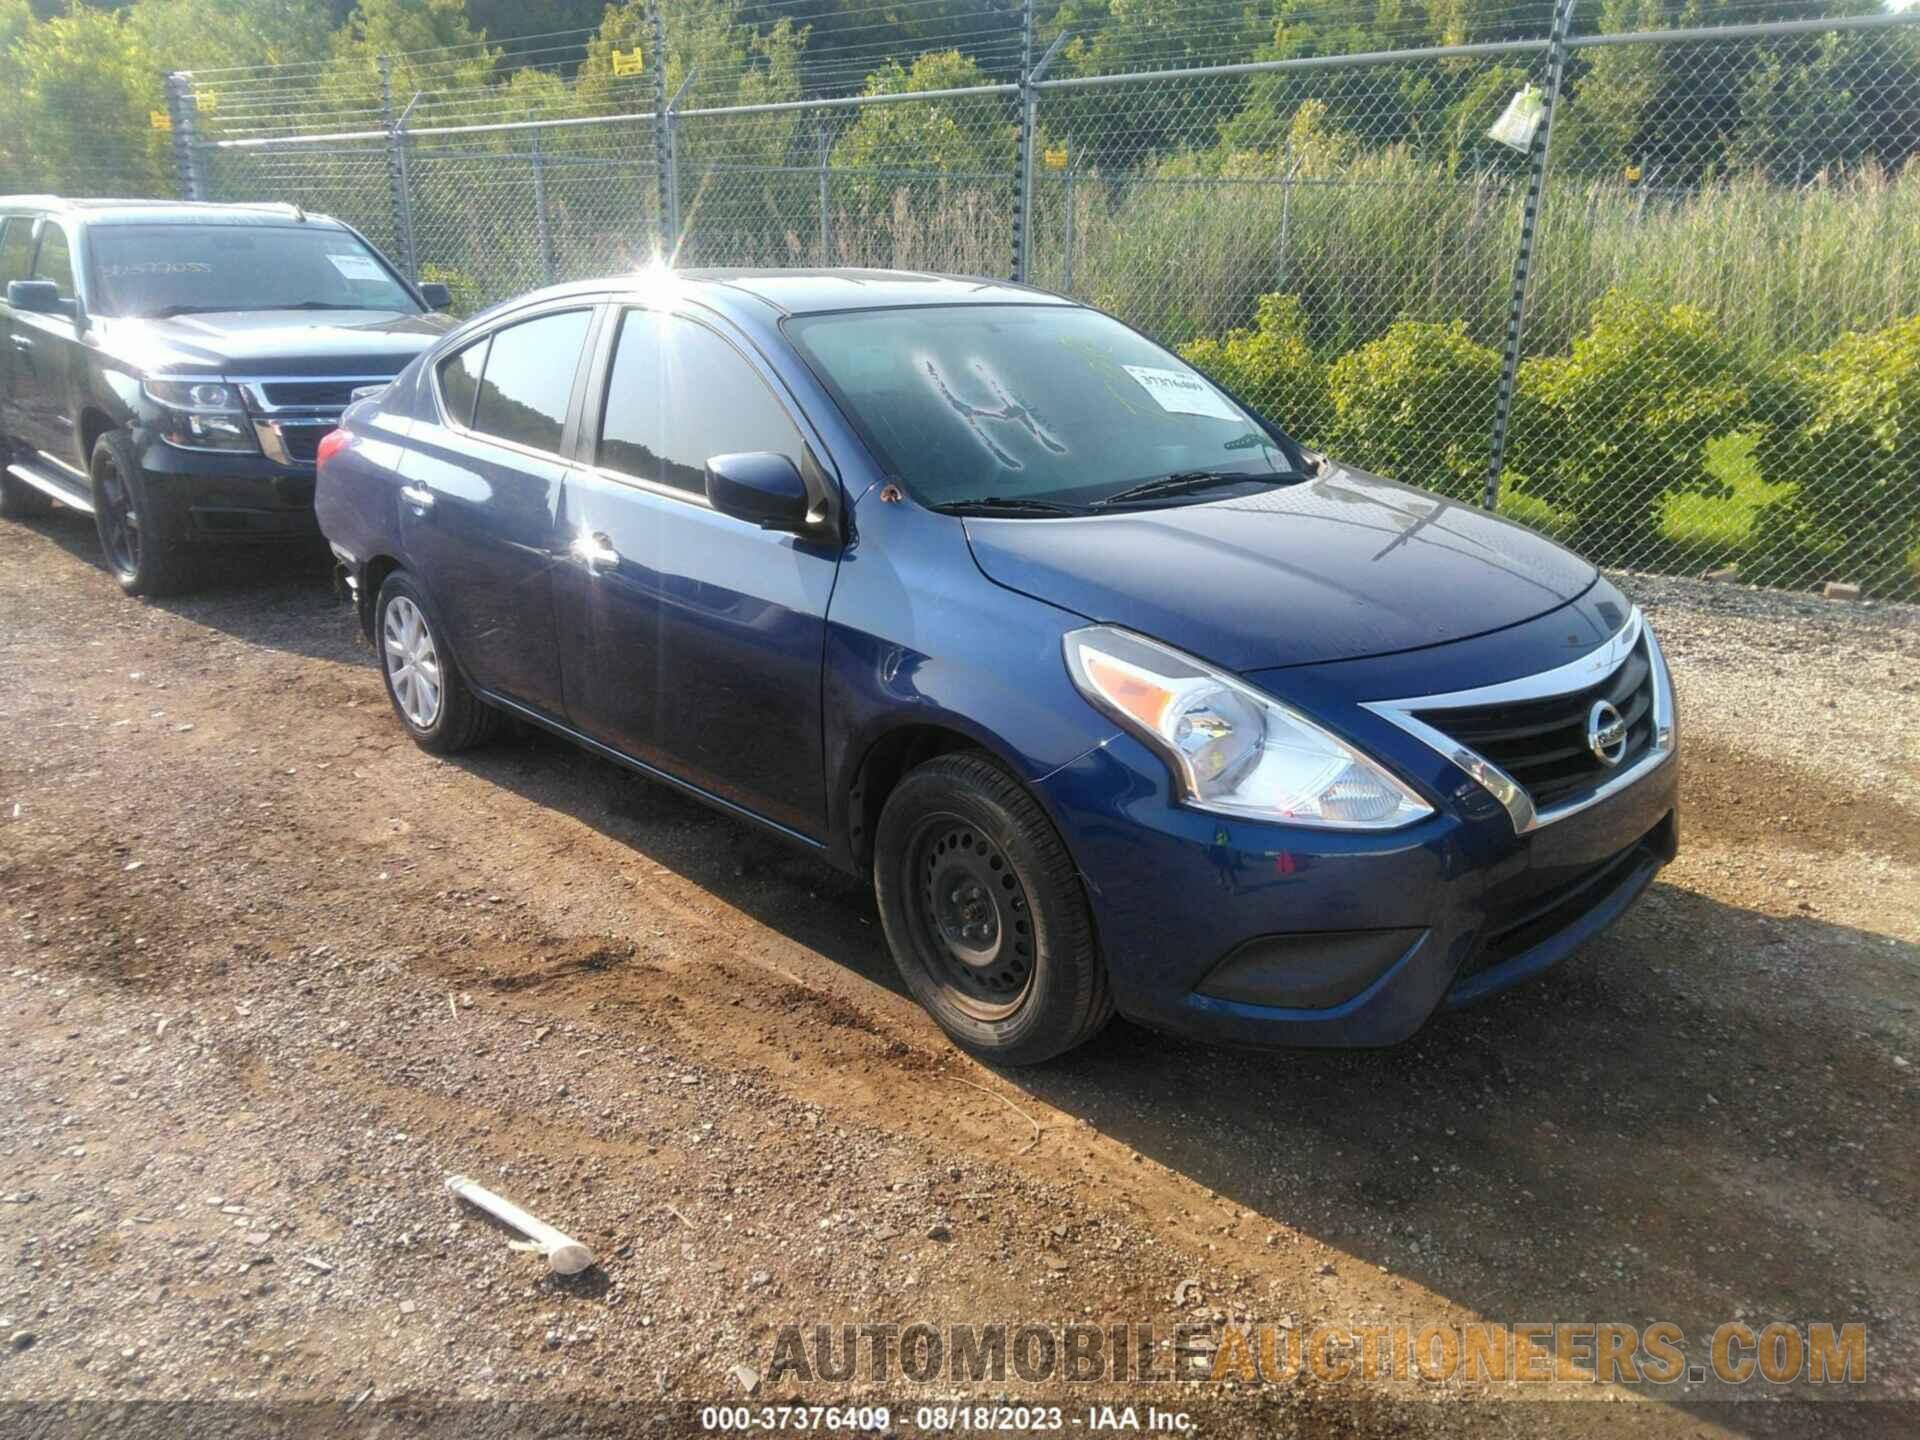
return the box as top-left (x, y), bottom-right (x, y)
top-left (961, 463), bottom-right (1599, 671)
top-left (90, 309), bottom-right (456, 378)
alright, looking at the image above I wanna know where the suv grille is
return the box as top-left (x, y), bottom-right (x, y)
top-left (1414, 635), bottom-right (1656, 810)
top-left (258, 380), bottom-right (364, 408)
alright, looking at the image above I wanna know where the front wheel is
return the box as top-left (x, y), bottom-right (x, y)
top-left (90, 431), bottom-right (196, 596)
top-left (374, 570), bottom-right (498, 754)
top-left (874, 751), bottom-right (1112, 1065)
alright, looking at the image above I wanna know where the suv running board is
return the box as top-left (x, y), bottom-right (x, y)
top-left (5, 458), bottom-right (93, 513)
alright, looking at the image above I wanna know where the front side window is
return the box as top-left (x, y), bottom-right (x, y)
top-left (86, 223), bottom-right (418, 318)
top-left (785, 304), bottom-right (1297, 510)
top-left (0, 219), bottom-right (34, 286)
top-left (599, 309), bottom-right (804, 494)
top-left (469, 309), bottom-right (592, 454)
top-left (31, 223), bottom-right (75, 298)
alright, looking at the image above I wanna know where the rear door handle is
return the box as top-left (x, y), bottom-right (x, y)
top-left (398, 483), bottom-right (435, 510)
top-left (570, 532), bottom-right (620, 573)
top-left (9, 336), bottom-right (30, 351)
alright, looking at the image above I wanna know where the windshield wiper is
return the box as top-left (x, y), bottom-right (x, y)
top-left (277, 301), bottom-right (373, 311)
top-left (139, 304), bottom-right (234, 319)
top-left (929, 496), bottom-right (1087, 517)
top-left (1092, 469), bottom-right (1307, 509)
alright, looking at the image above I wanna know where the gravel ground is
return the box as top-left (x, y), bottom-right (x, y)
top-left (0, 512), bottom-right (1915, 1438)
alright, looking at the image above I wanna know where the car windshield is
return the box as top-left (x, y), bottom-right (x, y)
top-left (87, 223), bottom-right (419, 319)
top-left (784, 304), bottom-right (1299, 511)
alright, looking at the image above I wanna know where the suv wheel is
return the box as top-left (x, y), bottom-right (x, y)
top-left (874, 751), bottom-right (1113, 1065)
top-left (374, 570), bottom-right (498, 754)
top-left (0, 437), bottom-right (50, 519)
top-left (90, 431), bottom-right (195, 596)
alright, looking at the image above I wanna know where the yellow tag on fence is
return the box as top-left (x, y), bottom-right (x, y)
top-left (150, 110), bottom-right (172, 131)
top-left (1043, 144), bottom-right (1068, 171)
top-left (611, 46), bottom-right (645, 77)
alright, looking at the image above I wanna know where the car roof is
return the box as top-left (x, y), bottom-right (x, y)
top-left (517, 267), bottom-right (1079, 319)
top-left (0, 197), bottom-right (349, 230)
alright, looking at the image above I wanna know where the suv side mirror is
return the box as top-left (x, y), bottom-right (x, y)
top-left (418, 282), bottom-right (452, 312)
top-left (706, 452), bottom-right (810, 532)
top-left (7, 280), bottom-right (64, 315)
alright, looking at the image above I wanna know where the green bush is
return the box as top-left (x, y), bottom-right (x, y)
top-left (1325, 320), bottom-right (1500, 502)
top-left (1496, 489), bottom-right (1581, 544)
top-left (1513, 291), bottom-right (1764, 565)
top-left (1179, 294), bottom-right (1330, 447)
top-left (1757, 314), bottom-right (1920, 596)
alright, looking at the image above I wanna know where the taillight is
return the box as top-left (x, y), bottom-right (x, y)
top-left (315, 428), bottom-right (350, 470)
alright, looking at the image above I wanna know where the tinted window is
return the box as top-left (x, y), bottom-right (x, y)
top-left (470, 310), bottom-right (591, 453)
top-left (31, 224), bottom-right (75, 298)
top-left (599, 309), bottom-right (804, 494)
top-left (88, 224), bottom-right (417, 318)
top-left (437, 336), bottom-right (488, 428)
top-left (0, 219), bottom-right (33, 286)
top-left (785, 304), bottom-right (1293, 509)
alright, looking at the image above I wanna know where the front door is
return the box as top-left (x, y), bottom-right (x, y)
top-left (554, 306), bottom-right (842, 839)
top-left (398, 305), bottom-right (595, 718)
top-left (10, 220), bottom-right (83, 464)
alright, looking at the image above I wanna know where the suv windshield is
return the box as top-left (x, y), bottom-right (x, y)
top-left (785, 304), bottom-right (1300, 511)
top-left (88, 223), bottom-right (419, 319)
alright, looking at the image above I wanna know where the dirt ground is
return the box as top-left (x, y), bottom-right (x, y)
top-left (0, 508), bottom-right (1915, 1439)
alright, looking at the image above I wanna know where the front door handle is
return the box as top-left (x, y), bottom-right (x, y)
top-left (570, 532), bottom-right (620, 574)
top-left (9, 335), bottom-right (31, 351)
top-left (398, 483), bottom-right (435, 511)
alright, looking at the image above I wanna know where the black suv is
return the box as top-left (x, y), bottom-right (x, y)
top-left (0, 197), bottom-right (456, 595)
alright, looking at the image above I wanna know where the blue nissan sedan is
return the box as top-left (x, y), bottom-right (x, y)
top-left (316, 269), bottom-right (1677, 1064)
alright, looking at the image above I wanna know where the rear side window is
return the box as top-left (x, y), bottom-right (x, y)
top-left (31, 224), bottom-right (75, 298)
top-left (437, 336), bottom-right (488, 428)
top-left (469, 309), bottom-right (591, 454)
top-left (599, 309), bottom-right (804, 494)
top-left (0, 219), bottom-right (33, 286)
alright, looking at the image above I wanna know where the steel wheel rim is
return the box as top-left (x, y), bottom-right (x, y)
top-left (96, 456), bottom-right (140, 577)
top-left (383, 595), bottom-right (443, 730)
top-left (907, 817), bottom-right (1035, 1022)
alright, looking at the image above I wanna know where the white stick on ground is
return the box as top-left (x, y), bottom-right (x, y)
top-left (444, 1174), bottom-right (596, 1275)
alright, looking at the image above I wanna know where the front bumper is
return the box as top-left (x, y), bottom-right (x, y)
top-left (1037, 727), bottom-right (1678, 1050)
top-left (133, 431), bottom-right (322, 543)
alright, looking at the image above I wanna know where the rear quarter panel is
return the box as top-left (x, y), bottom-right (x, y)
top-left (313, 368), bottom-right (419, 569)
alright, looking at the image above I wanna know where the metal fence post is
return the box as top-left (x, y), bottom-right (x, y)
top-left (163, 72), bottom-right (205, 200)
top-left (1060, 137), bottom-right (1075, 294)
top-left (530, 120), bottom-right (556, 284)
top-left (650, 7), bottom-right (676, 260)
top-left (1276, 144), bottom-right (1300, 294)
top-left (1013, 25), bottom-right (1070, 284)
top-left (1482, 0), bottom-right (1577, 511)
top-left (817, 121), bottom-right (833, 263)
top-left (379, 56), bottom-right (420, 281)
top-left (1011, 0), bottom-right (1035, 282)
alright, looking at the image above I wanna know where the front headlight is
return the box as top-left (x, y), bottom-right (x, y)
top-left (142, 378), bottom-right (257, 453)
top-left (1063, 626), bottom-right (1433, 830)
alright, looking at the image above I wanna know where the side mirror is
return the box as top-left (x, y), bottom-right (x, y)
top-left (705, 451), bottom-right (810, 532)
top-left (7, 280), bottom-right (63, 315)
top-left (418, 282), bottom-right (453, 312)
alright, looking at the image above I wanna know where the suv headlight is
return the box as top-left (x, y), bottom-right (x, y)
top-left (143, 378), bottom-right (258, 453)
top-left (1064, 626), bottom-right (1433, 830)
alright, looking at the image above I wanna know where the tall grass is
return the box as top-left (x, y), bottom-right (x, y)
top-left (1018, 152), bottom-right (1920, 364)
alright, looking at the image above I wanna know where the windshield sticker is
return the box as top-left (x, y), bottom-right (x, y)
top-left (1122, 365), bottom-right (1242, 421)
top-left (326, 253), bottom-right (386, 282)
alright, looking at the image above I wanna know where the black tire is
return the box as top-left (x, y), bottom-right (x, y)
top-left (874, 750), bottom-right (1112, 1065)
top-left (0, 437), bottom-right (51, 519)
top-left (90, 431), bottom-right (197, 596)
top-left (373, 570), bottom-right (498, 754)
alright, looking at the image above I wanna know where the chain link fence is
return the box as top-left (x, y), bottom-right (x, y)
top-left (177, 8), bottom-right (1920, 600)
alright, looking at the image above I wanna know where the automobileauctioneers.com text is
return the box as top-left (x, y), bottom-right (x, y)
top-left (759, 1319), bottom-right (1866, 1388)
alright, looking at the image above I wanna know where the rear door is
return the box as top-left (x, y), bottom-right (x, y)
top-left (398, 304), bottom-right (596, 718)
top-left (553, 305), bottom-right (843, 838)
